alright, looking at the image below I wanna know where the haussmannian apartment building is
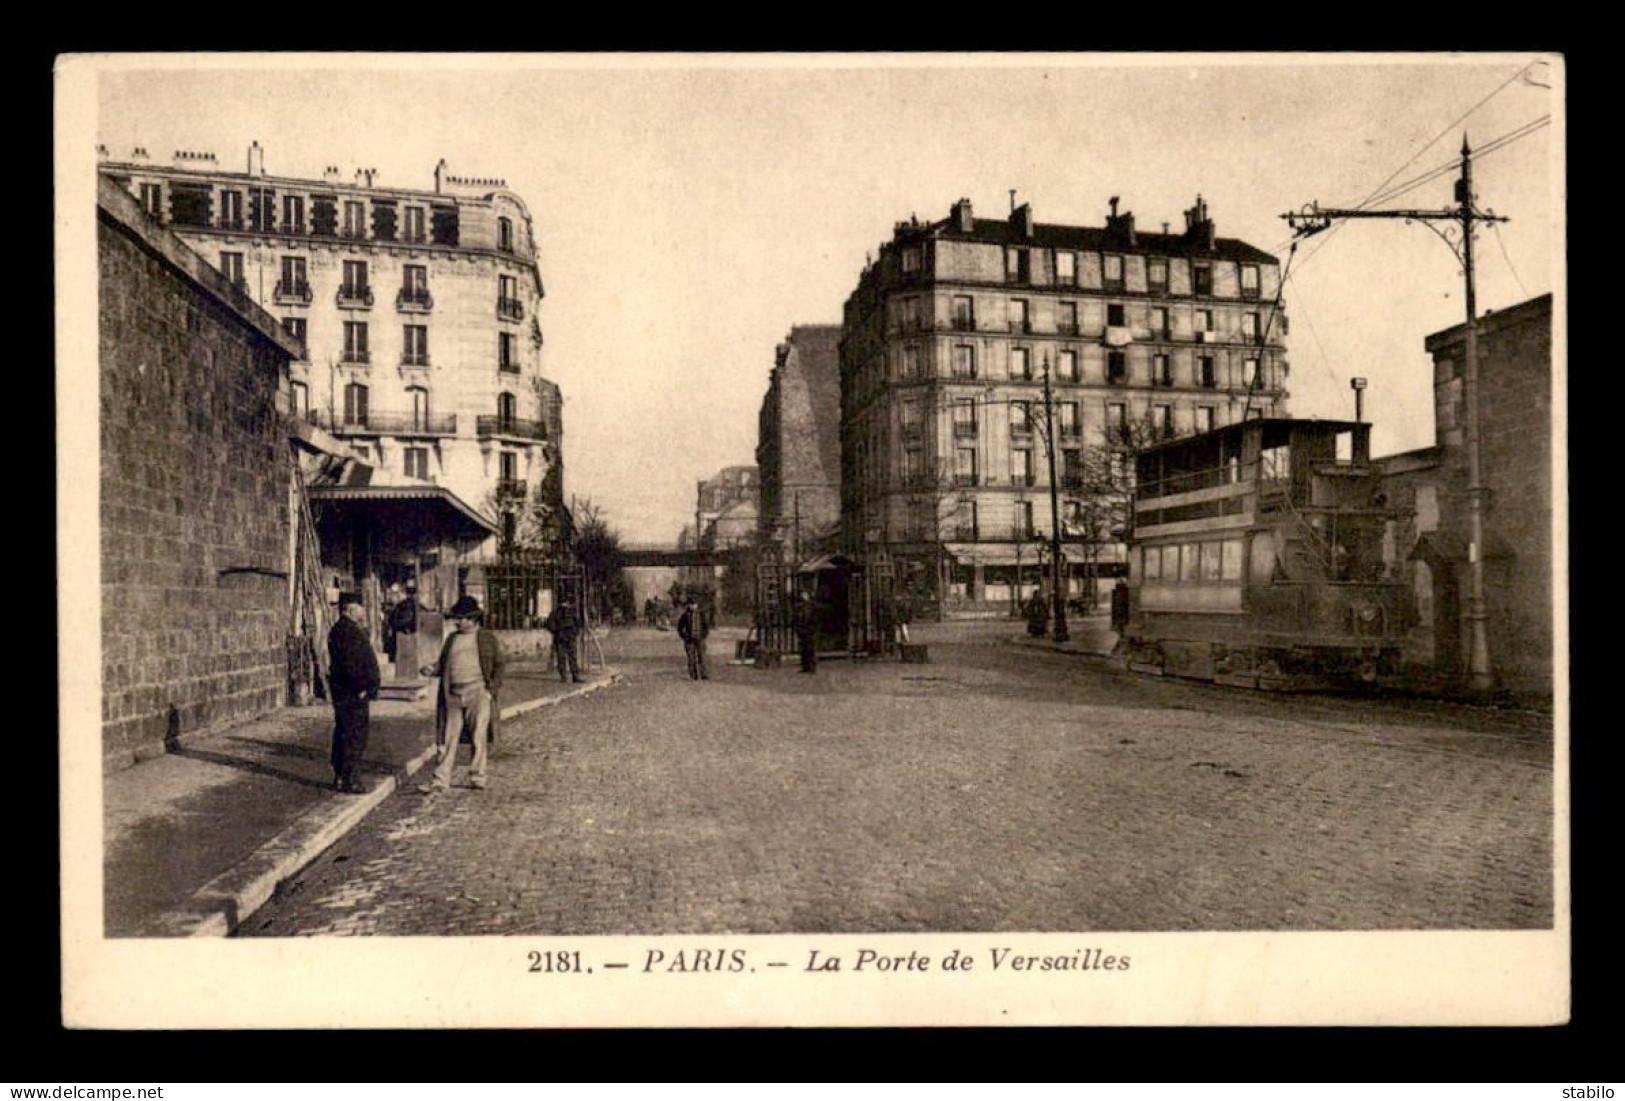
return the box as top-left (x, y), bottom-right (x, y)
top-left (840, 195), bottom-right (1289, 613)
top-left (97, 142), bottom-right (560, 549)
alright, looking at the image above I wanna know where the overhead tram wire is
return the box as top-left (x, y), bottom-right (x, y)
top-left (1490, 222), bottom-right (1531, 298)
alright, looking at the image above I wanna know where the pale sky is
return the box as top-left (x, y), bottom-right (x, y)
top-left (89, 53), bottom-right (1561, 543)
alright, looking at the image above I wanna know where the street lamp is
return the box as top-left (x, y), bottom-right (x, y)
top-left (1041, 355), bottom-right (1069, 643)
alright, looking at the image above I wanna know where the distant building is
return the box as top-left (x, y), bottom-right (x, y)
top-left (694, 465), bottom-right (760, 550)
top-left (1378, 293), bottom-right (1555, 695)
top-left (757, 325), bottom-right (843, 563)
top-left (840, 195), bottom-right (1289, 616)
top-left (97, 143), bottom-right (560, 550)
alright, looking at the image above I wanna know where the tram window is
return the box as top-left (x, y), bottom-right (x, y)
top-left (1335, 431), bottom-right (1353, 462)
top-left (1180, 543), bottom-right (1201, 582)
top-left (1260, 444), bottom-right (1290, 481)
top-left (1143, 547), bottom-right (1162, 581)
top-left (1221, 539), bottom-right (1244, 581)
top-left (1249, 532), bottom-right (1276, 581)
top-left (1201, 542), bottom-right (1223, 582)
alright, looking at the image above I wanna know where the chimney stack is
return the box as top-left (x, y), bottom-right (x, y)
top-left (951, 197), bottom-right (974, 233)
top-left (434, 158), bottom-right (449, 194)
top-left (1011, 201), bottom-right (1034, 239)
top-left (323, 165), bottom-right (342, 184)
top-left (247, 140), bottom-right (264, 176)
top-left (1106, 196), bottom-right (1136, 246)
top-left (1184, 194), bottom-right (1216, 250)
top-left (130, 146), bottom-right (150, 162)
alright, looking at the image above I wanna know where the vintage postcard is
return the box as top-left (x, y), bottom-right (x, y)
top-left (57, 51), bottom-right (1566, 1028)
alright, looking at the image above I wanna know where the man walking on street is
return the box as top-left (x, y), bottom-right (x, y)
top-left (418, 594), bottom-right (505, 793)
top-left (677, 595), bottom-right (710, 681)
top-left (543, 595), bottom-right (583, 683)
top-left (328, 592), bottom-right (380, 795)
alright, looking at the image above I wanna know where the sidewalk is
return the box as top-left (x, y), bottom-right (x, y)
top-left (1005, 611), bottom-right (1121, 658)
top-left (103, 658), bottom-right (620, 937)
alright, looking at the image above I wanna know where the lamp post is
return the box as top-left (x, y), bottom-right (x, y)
top-left (1041, 355), bottom-right (1069, 643)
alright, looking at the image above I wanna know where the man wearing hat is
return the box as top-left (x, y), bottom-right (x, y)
top-left (676, 593), bottom-right (710, 681)
top-left (418, 594), bottom-right (506, 792)
top-left (328, 591), bottom-right (381, 794)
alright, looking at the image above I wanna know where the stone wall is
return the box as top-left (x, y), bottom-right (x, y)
top-left (99, 208), bottom-right (295, 770)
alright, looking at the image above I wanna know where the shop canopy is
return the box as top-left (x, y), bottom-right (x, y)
top-left (308, 483), bottom-right (498, 545)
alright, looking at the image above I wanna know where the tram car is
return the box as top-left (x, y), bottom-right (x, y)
top-left (1121, 417), bottom-right (1412, 689)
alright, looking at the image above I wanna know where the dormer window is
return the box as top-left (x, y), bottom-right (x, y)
top-left (1005, 248), bottom-right (1030, 284)
top-left (498, 216), bottom-right (514, 253)
top-left (1193, 264), bottom-right (1213, 296)
top-left (901, 246), bottom-right (921, 274)
top-left (1103, 254), bottom-right (1124, 291)
top-left (1055, 251), bottom-right (1077, 286)
top-left (1240, 264), bottom-right (1261, 299)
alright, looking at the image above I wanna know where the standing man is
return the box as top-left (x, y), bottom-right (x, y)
top-left (418, 594), bottom-right (505, 793)
top-left (793, 591), bottom-right (818, 674)
top-left (543, 594), bottom-right (584, 684)
top-left (328, 592), bottom-right (381, 795)
top-left (676, 595), bottom-right (710, 681)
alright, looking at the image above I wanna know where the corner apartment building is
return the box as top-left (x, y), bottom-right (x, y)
top-left (757, 325), bottom-right (843, 562)
top-left (97, 142), bottom-right (558, 547)
top-left (840, 195), bottom-right (1289, 612)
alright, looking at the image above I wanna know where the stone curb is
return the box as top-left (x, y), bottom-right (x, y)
top-left (159, 671), bottom-right (624, 938)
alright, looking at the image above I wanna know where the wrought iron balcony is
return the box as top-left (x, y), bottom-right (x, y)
top-left (402, 230), bottom-right (428, 245)
top-left (396, 287), bottom-right (434, 311)
top-left (274, 279), bottom-right (312, 306)
top-left (951, 316), bottom-right (977, 332)
top-left (953, 523), bottom-right (979, 539)
top-left (336, 285), bottom-right (374, 309)
top-left (340, 349), bottom-right (370, 366)
top-left (1056, 322), bottom-right (1080, 336)
top-left (340, 226), bottom-right (368, 241)
top-left (1011, 523), bottom-right (1036, 539)
top-left (1008, 320), bottom-right (1033, 334)
top-left (953, 473), bottom-right (979, 488)
top-left (219, 217), bottom-right (244, 231)
top-left (497, 296), bottom-right (525, 322)
top-left (400, 353), bottom-right (432, 368)
top-left (952, 423), bottom-right (979, 439)
top-left (496, 478), bottom-right (528, 500)
top-left (476, 415), bottom-right (549, 442)
top-left (310, 410), bottom-right (456, 437)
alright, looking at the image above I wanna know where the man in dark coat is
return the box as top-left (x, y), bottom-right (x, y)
top-left (793, 591), bottom-right (818, 674)
top-left (676, 595), bottom-right (710, 680)
top-left (328, 592), bottom-right (381, 795)
top-left (417, 594), bottom-right (505, 793)
top-left (542, 597), bottom-right (583, 683)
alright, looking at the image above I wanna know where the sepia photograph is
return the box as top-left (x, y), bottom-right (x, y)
top-left (57, 51), bottom-right (1566, 1028)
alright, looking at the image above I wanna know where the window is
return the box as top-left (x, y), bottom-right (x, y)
top-left (1240, 264), bottom-right (1260, 299)
top-left (1011, 347), bottom-right (1031, 380)
top-left (1103, 253), bottom-right (1124, 289)
top-left (1259, 443), bottom-right (1290, 481)
top-left (1010, 299), bottom-right (1030, 333)
top-left (404, 446), bottom-right (430, 480)
top-left (1062, 448), bottom-right (1082, 486)
top-left (1107, 351), bottom-right (1127, 383)
top-left (953, 345), bottom-right (975, 379)
top-left (1107, 303), bottom-right (1126, 328)
top-left (1152, 306), bottom-right (1170, 338)
top-left (1242, 311), bottom-right (1261, 343)
top-left (343, 321), bottom-right (369, 363)
top-left (277, 256), bottom-right (309, 302)
top-left (1016, 500), bottom-right (1035, 537)
top-left (953, 399), bottom-right (978, 439)
top-left (282, 194), bottom-right (305, 235)
top-left (952, 296), bottom-right (976, 331)
top-left (901, 399), bottom-right (923, 436)
top-left (343, 382), bottom-right (369, 426)
top-left (500, 274), bottom-right (517, 300)
top-left (903, 344), bottom-right (922, 379)
top-left (281, 317), bottom-right (307, 354)
top-left (1005, 248), bottom-right (1030, 283)
top-left (1108, 402), bottom-right (1128, 433)
top-left (498, 274), bottom-right (523, 320)
top-left (1197, 406), bottom-right (1216, 433)
top-left (497, 391), bottom-right (518, 430)
top-left (138, 183), bottom-right (162, 218)
top-left (1201, 541), bottom-right (1224, 582)
top-left (1058, 349), bottom-right (1078, 382)
top-left (1010, 401), bottom-right (1032, 435)
top-left (1193, 264), bottom-right (1213, 296)
top-left (343, 200), bottom-right (366, 238)
top-left (219, 190), bottom-right (243, 230)
top-left (404, 205), bottom-right (426, 243)
top-left (1180, 543), bottom-right (1202, 582)
top-left (1155, 404), bottom-right (1174, 438)
top-left (249, 188), bottom-right (275, 232)
top-left (901, 247), bottom-right (921, 274)
top-left (406, 386), bottom-right (431, 430)
top-left (401, 264), bottom-right (430, 307)
top-left (1147, 257), bottom-right (1168, 291)
top-left (498, 216), bottom-right (514, 252)
top-left (341, 260), bottom-right (370, 306)
top-left (1244, 358), bottom-right (1261, 387)
top-left (499, 450), bottom-right (518, 482)
top-left (955, 499), bottom-right (978, 539)
top-left (1057, 301), bottom-right (1078, 335)
top-left (218, 251), bottom-right (245, 287)
top-left (1221, 539), bottom-right (1244, 581)
top-left (1200, 356), bottom-right (1216, 388)
top-left (1196, 309), bottom-right (1214, 334)
top-left (955, 447), bottom-right (978, 486)
top-left (403, 325), bottom-right (429, 366)
top-left (1011, 448), bottom-right (1033, 487)
top-left (903, 447), bottom-right (923, 485)
top-left (1056, 251), bottom-right (1077, 285)
top-left (1142, 545), bottom-right (1162, 581)
top-left (1153, 354), bottom-right (1172, 386)
top-left (1060, 401), bottom-right (1080, 437)
top-left (499, 332), bottom-right (519, 371)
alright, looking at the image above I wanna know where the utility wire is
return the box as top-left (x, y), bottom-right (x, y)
top-left (1490, 221), bottom-right (1531, 297)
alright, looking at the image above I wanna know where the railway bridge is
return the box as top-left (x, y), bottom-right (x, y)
top-left (619, 543), bottom-right (717, 569)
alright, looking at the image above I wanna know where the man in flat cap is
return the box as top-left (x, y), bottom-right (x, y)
top-left (328, 591), bottom-right (381, 794)
top-left (418, 594), bottom-right (505, 793)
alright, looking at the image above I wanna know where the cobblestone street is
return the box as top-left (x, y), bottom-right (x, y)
top-left (243, 622), bottom-right (1554, 936)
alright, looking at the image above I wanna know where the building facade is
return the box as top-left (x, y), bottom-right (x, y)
top-left (99, 176), bottom-right (303, 770)
top-left (1378, 293), bottom-right (1554, 696)
top-left (97, 143), bottom-right (558, 548)
top-left (757, 325), bottom-right (843, 564)
top-left (840, 195), bottom-right (1289, 615)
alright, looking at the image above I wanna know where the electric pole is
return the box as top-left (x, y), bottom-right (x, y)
top-left (1041, 355), bottom-right (1069, 643)
top-left (1282, 136), bottom-right (1505, 692)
